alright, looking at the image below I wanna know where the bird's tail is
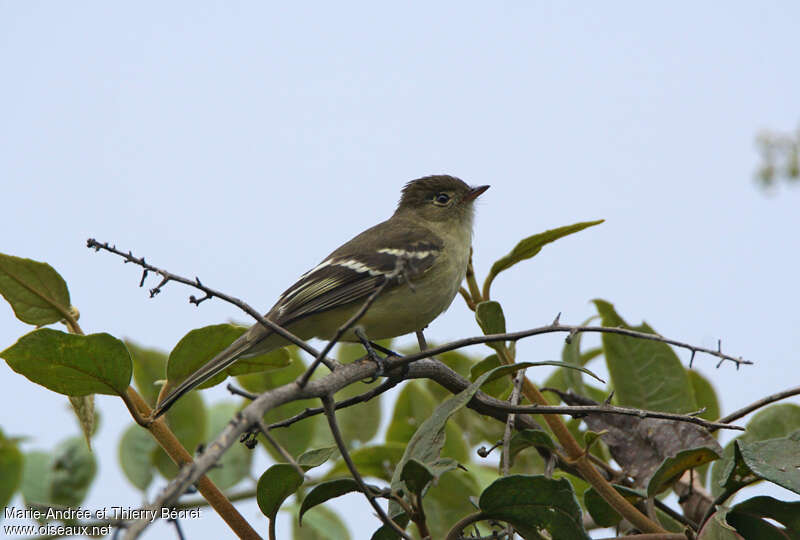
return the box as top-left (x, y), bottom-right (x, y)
top-left (152, 334), bottom-right (260, 419)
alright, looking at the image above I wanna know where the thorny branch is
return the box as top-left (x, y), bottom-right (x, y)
top-left (86, 238), bottom-right (337, 372)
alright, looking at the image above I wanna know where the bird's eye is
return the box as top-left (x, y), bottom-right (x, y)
top-left (433, 193), bottom-right (451, 206)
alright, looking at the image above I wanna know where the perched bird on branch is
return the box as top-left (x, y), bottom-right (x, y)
top-left (153, 175), bottom-right (488, 417)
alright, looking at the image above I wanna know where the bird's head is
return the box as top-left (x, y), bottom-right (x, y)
top-left (395, 175), bottom-right (489, 225)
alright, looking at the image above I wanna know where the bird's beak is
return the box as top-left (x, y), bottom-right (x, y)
top-left (462, 185), bottom-right (490, 203)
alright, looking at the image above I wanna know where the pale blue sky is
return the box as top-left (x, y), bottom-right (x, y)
top-left (2, 2), bottom-right (799, 539)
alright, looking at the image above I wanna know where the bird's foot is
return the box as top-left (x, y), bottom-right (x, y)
top-left (355, 328), bottom-right (387, 382)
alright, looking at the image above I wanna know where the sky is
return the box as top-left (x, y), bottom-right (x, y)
top-left (2, 2), bottom-right (799, 539)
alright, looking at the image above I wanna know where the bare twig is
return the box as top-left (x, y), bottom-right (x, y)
top-left (86, 238), bottom-right (336, 371)
top-left (267, 375), bottom-right (404, 430)
top-left (255, 419), bottom-right (305, 478)
top-left (320, 395), bottom-right (412, 540)
top-left (391, 322), bottom-right (751, 370)
top-left (712, 385), bottom-right (800, 432)
top-left (501, 372), bottom-right (525, 476)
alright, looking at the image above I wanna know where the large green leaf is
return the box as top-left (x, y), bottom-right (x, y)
top-left (479, 475), bottom-right (589, 539)
top-left (727, 496), bottom-right (800, 538)
top-left (475, 301), bottom-right (507, 352)
top-left (711, 404), bottom-right (800, 496)
top-left (166, 324), bottom-right (289, 391)
top-left (594, 299), bottom-right (696, 413)
top-left (291, 502), bottom-right (351, 540)
top-left (48, 437), bottom-right (97, 507)
top-left (1, 329), bottom-right (132, 396)
top-left (21, 451), bottom-right (54, 508)
top-left (584, 484), bottom-right (644, 528)
top-left (153, 390), bottom-right (207, 479)
top-left (484, 220), bottom-right (604, 295)
top-left (647, 447), bottom-right (721, 496)
top-left (332, 343), bottom-right (384, 445)
top-left (384, 363), bottom-right (537, 531)
top-left (326, 444), bottom-right (405, 482)
top-left (0, 432), bottom-right (23, 511)
top-left (205, 402), bottom-right (252, 490)
top-left (720, 432), bottom-right (800, 497)
top-left (257, 464), bottom-right (304, 529)
top-left (469, 354), bottom-right (511, 399)
top-left (127, 340), bottom-right (167, 406)
top-left (299, 479), bottom-right (382, 525)
top-left (0, 253), bottom-right (72, 326)
top-left (118, 424), bottom-right (157, 491)
top-left (386, 381), bottom-right (436, 444)
top-left (239, 351), bottom-right (320, 461)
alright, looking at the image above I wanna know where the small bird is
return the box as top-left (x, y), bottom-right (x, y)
top-left (153, 175), bottom-right (488, 417)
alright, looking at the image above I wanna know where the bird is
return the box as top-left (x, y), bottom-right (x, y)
top-left (152, 175), bottom-right (489, 418)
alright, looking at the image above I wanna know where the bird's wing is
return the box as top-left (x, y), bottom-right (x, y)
top-left (270, 219), bottom-right (443, 324)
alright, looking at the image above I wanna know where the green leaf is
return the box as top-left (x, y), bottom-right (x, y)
top-left (593, 299), bottom-right (696, 413)
top-left (299, 478), bottom-right (380, 525)
top-left (326, 444), bottom-right (405, 482)
top-left (475, 301), bottom-right (507, 352)
top-left (711, 404), bottom-right (800, 496)
top-left (1, 329), bottom-right (132, 396)
top-left (333, 358), bottom-right (382, 445)
top-left (584, 484), bottom-right (644, 528)
top-left (206, 402), bottom-right (252, 490)
top-left (0, 434), bottom-right (23, 510)
top-left (417, 469), bottom-right (482, 539)
top-left (166, 324), bottom-right (289, 391)
top-left (127, 340), bottom-right (168, 407)
top-left (68, 395), bottom-right (96, 449)
top-left (50, 437), bottom-right (97, 507)
top-left (688, 369), bottom-right (720, 422)
top-left (469, 355), bottom-right (511, 399)
top-left (238, 350), bottom-right (320, 461)
top-left (401, 458), bottom-right (435, 496)
top-left (386, 363), bottom-right (536, 524)
top-left (292, 503), bottom-right (351, 540)
top-left (508, 429), bottom-right (556, 467)
top-left (647, 446), bottom-right (722, 496)
top-left (21, 451), bottom-right (54, 508)
top-left (257, 464), bottom-right (304, 519)
top-left (727, 496), bottom-right (800, 537)
top-left (0, 253), bottom-right (72, 326)
top-left (154, 390), bottom-right (207, 479)
top-left (479, 475), bottom-right (589, 539)
top-left (386, 381), bottom-right (436, 444)
top-left (118, 424), bottom-right (157, 491)
top-left (721, 432), bottom-right (800, 496)
top-left (297, 447), bottom-right (338, 470)
top-left (485, 220), bottom-right (604, 294)
top-left (697, 508), bottom-right (744, 540)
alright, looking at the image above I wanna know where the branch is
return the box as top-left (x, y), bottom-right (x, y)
top-left (86, 239), bottom-right (336, 371)
top-left (391, 322), bottom-right (751, 370)
top-left (712, 385), bottom-right (800, 432)
top-left (320, 395), bottom-right (412, 539)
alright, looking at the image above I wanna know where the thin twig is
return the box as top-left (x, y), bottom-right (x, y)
top-left (487, 402), bottom-right (742, 431)
top-left (501, 372), bottom-right (525, 476)
top-left (86, 238), bottom-right (336, 371)
top-left (267, 375), bottom-right (404, 430)
top-left (256, 419), bottom-right (305, 478)
top-left (320, 395), bottom-right (412, 540)
top-left (391, 322), bottom-right (751, 370)
top-left (712, 385), bottom-right (800, 432)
